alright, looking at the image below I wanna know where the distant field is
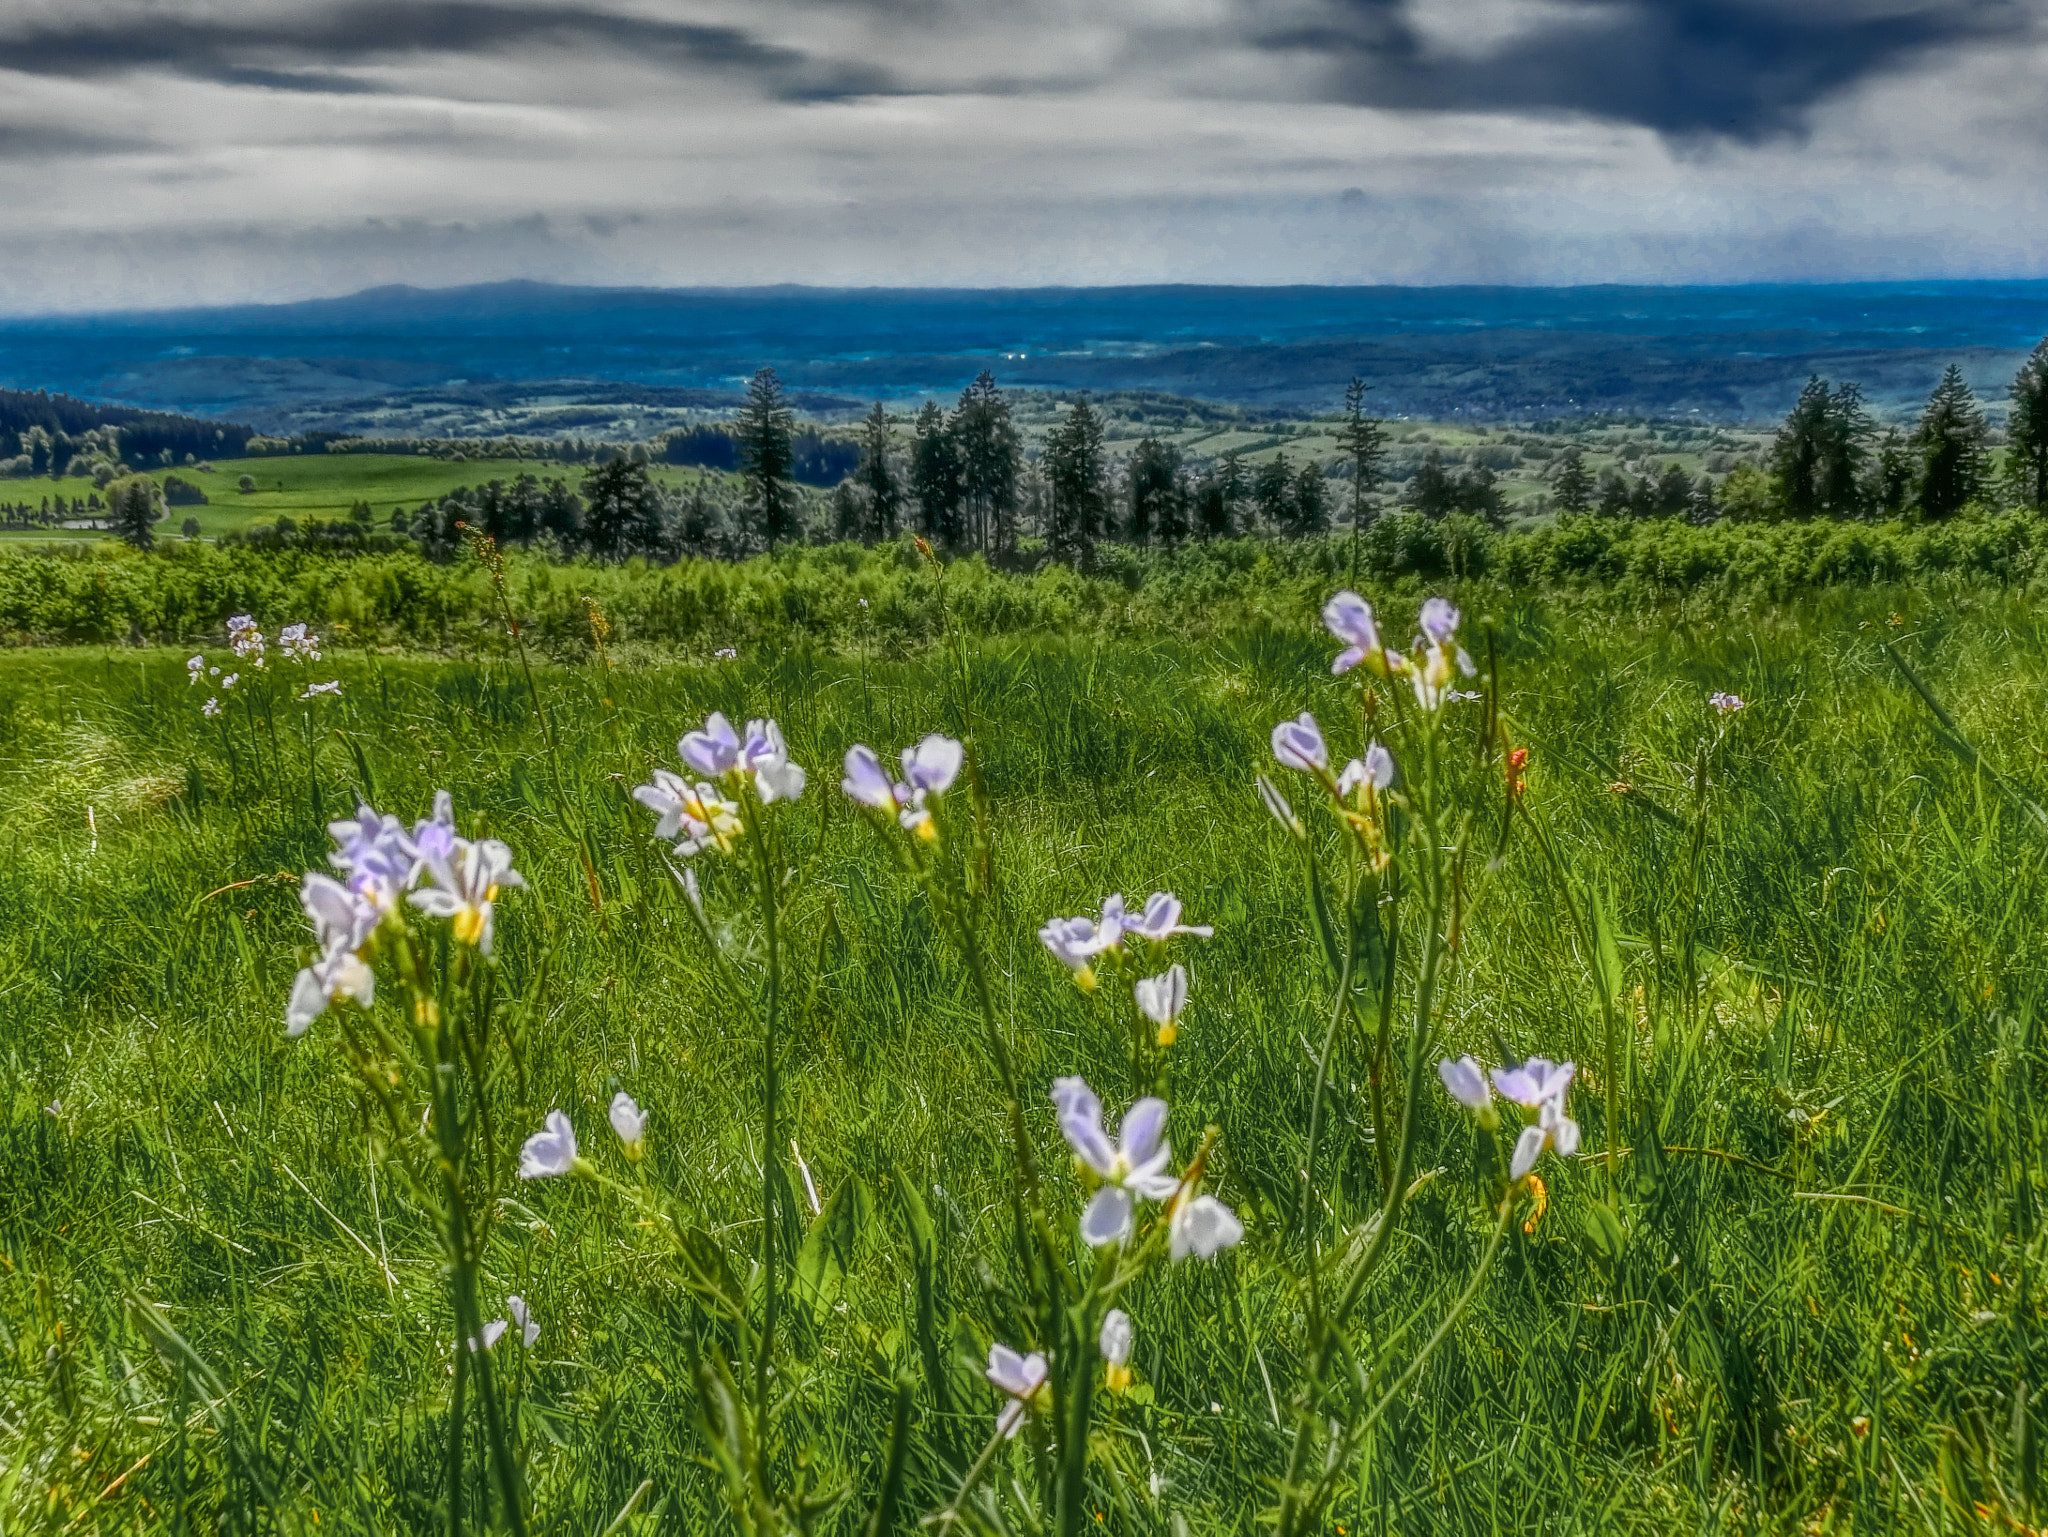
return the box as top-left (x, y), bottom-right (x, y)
top-left (0, 455), bottom-right (741, 541)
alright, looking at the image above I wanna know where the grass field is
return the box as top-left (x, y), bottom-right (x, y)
top-left (2, 582), bottom-right (2043, 1533)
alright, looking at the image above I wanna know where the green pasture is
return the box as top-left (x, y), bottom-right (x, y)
top-left (1, 589), bottom-right (2044, 1532)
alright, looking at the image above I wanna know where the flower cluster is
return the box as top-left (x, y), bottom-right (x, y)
top-left (633, 712), bottom-right (808, 857)
top-left (1438, 1052), bottom-right (1581, 1179)
top-left (277, 622), bottom-right (323, 662)
top-left (1037, 890), bottom-right (1211, 1021)
top-left (841, 733), bottom-right (964, 838)
top-left (1262, 708), bottom-right (1398, 863)
top-left (286, 791), bottom-right (526, 1035)
top-left (1323, 590), bottom-right (1478, 712)
top-left (1052, 1076), bottom-right (1244, 1258)
top-left (226, 614), bottom-right (267, 668)
top-left (1710, 691), bottom-right (1745, 715)
top-left (518, 1089), bottom-right (650, 1178)
top-left (470, 1294), bottom-right (541, 1353)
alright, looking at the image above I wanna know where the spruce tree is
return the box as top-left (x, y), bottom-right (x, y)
top-left (2007, 335), bottom-right (2048, 510)
top-left (1043, 401), bottom-right (1106, 567)
top-left (911, 402), bottom-right (963, 549)
top-left (1870, 429), bottom-right (1915, 518)
top-left (109, 477), bottom-right (158, 550)
top-left (952, 373), bottom-right (1021, 556)
top-left (1253, 453), bottom-right (1293, 530)
top-left (1652, 462), bottom-right (1692, 518)
top-left (1127, 438), bottom-right (1180, 545)
top-left (856, 403), bottom-right (900, 539)
top-left (1289, 460), bottom-right (1329, 536)
top-left (1336, 378), bottom-right (1386, 579)
top-left (1403, 451), bottom-right (1457, 519)
top-left (1913, 364), bottom-right (1988, 520)
top-left (1770, 376), bottom-right (1833, 520)
top-left (1552, 449), bottom-right (1593, 514)
top-left (738, 367), bottom-right (798, 548)
top-left (1215, 450), bottom-right (1246, 536)
top-left (581, 459), bottom-right (664, 559)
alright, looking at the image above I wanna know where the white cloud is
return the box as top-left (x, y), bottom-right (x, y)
top-left (0, 0), bottom-right (2038, 310)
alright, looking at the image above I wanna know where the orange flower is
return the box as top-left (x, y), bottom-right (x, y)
top-left (1506, 746), bottom-right (1529, 799)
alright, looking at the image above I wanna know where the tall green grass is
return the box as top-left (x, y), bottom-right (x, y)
top-left (0, 583), bottom-right (2043, 1531)
top-left (1, 514), bottom-right (2045, 652)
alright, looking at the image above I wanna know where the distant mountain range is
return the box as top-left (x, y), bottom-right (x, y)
top-left (1, 280), bottom-right (2043, 433)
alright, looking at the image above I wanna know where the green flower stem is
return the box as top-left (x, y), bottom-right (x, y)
top-left (742, 798), bottom-right (785, 1462)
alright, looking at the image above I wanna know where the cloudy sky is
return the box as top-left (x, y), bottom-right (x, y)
top-left (2, 0), bottom-right (2045, 312)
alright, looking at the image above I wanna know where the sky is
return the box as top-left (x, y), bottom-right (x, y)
top-left (2, 0), bottom-right (2046, 312)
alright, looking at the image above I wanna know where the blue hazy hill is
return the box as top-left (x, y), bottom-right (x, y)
top-left (2, 280), bottom-right (2044, 428)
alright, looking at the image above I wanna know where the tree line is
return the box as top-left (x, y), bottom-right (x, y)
top-left (112, 334), bottom-right (2048, 562)
top-left (1548, 346), bottom-right (2048, 525)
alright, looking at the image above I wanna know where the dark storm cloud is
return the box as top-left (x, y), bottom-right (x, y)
top-left (1264, 0), bottom-right (2031, 138)
top-left (0, 123), bottom-right (157, 155)
top-left (0, 2), bottom-right (895, 102)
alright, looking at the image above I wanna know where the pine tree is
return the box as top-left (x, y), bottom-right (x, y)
top-left (1288, 461), bottom-right (1329, 536)
top-left (539, 479), bottom-right (582, 547)
top-left (1870, 429), bottom-right (1915, 518)
top-left (856, 403), bottom-right (900, 540)
top-left (677, 470), bottom-right (718, 557)
top-left (109, 476), bottom-right (158, 550)
top-left (1652, 462), bottom-right (1692, 519)
top-left (952, 373), bottom-right (1021, 556)
top-left (1770, 376), bottom-right (1833, 520)
top-left (1213, 450), bottom-right (1246, 537)
top-left (1770, 377), bottom-right (1870, 520)
top-left (1191, 473), bottom-right (1230, 540)
top-left (911, 402), bottom-right (963, 549)
top-left (1552, 449), bottom-right (1593, 514)
top-left (1253, 453), bottom-right (1293, 530)
top-left (1595, 470), bottom-right (1631, 519)
top-left (1404, 451), bottom-right (1458, 519)
top-left (738, 367), bottom-right (798, 548)
top-left (1127, 438), bottom-right (1181, 545)
top-left (2007, 335), bottom-right (2048, 510)
top-left (581, 459), bottom-right (664, 559)
top-left (1913, 364), bottom-right (1988, 520)
top-left (1043, 401), bottom-right (1106, 567)
top-left (1336, 378), bottom-right (1386, 578)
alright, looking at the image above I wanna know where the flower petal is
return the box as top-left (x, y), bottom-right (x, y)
top-left (1080, 1185), bottom-right (1134, 1247)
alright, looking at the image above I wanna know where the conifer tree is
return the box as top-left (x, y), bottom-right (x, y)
top-left (1336, 378), bottom-right (1386, 577)
top-left (1912, 364), bottom-right (1988, 520)
top-left (1404, 451), bottom-right (1458, 519)
top-left (1552, 449), bottom-right (1593, 513)
top-left (911, 402), bottom-right (963, 549)
top-left (1870, 429), bottom-right (1915, 518)
top-left (109, 476), bottom-right (158, 550)
top-left (1043, 401), bottom-right (1106, 567)
top-left (1213, 450), bottom-right (1247, 536)
top-left (2007, 335), bottom-right (2048, 510)
top-left (856, 403), bottom-right (900, 540)
top-left (1127, 438), bottom-right (1181, 545)
top-left (951, 373), bottom-right (1021, 556)
top-left (581, 459), bottom-right (664, 559)
top-left (739, 367), bottom-right (798, 547)
top-left (1289, 460), bottom-right (1329, 536)
top-left (1769, 376), bottom-right (1870, 520)
top-left (1253, 453), bottom-right (1293, 530)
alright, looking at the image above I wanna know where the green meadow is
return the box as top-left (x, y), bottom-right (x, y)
top-left (1, 582), bottom-right (2043, 1533)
